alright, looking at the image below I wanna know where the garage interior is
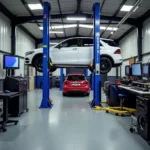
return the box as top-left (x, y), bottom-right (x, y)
top-left (0, 0), bottom-right (150, 150)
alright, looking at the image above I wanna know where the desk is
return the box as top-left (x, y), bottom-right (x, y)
top-left (0, 92), bottom-right (22, 132)
top-left (118, 85), bottom-right (150, 97)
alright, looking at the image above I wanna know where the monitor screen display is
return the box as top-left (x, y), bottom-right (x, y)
top-left (132, 64), bottom-right (142, 76)
top-left (143, 65), bottom-right (148, 74)
top-left (3, 55), bottom-right (19, 69)
top-left (125, 66), bottom-right (130, 76)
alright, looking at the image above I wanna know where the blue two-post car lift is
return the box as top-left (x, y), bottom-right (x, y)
top-left (40, 2), bottom-right (101, 109)
top-left (39, 2), bottom-right (53, 108)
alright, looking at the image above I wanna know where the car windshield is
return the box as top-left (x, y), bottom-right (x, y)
top-left (102, 40), bottom-right (118, 47)
top-left (67, 75), bottom-right (85, 81)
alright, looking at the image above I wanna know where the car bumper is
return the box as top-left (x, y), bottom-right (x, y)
top-left (112, 54), bottom-right (123, 65)
top-left (63, 86), bottom-right (90, 94)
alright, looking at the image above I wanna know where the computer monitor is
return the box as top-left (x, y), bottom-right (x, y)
top-left (125, 65), bottom-right (130, 76)
top-left (3, 55), bottom-right (19, 69)
top-left (142, 63), bottom-right (150, 77)
top-left (131, 63), bottom-right (142, 77)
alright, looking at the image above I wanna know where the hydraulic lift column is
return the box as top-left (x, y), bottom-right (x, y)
top-left (91, 3), bottom-right (101, 108)
top-left (40, 2), bottom-right (53, 108)
top-left (60, 68), bottom-right (63, 91)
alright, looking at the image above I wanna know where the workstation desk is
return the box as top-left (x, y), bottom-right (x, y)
top-left (118, 85), bottom-right (150, 97)
top-left (0, 92), bottom-right (23, 132)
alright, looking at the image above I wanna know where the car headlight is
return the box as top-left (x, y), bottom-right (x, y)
top-left (25, 51), bottom-right (34, 56)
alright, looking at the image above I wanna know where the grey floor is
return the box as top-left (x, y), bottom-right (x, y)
top-left (0, 88), bottom-right (149, 150)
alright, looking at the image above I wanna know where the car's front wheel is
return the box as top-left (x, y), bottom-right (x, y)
top-left (33, 56), bottom-right (57, 73)
top-left (88, 57), bottom-right (112, 74)
top-left (100, 57), bottom-right (112, 74)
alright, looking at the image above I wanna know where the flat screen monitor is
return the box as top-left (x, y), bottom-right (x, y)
top-left (131, 63), bottom-right (142, 77)
top-left (125, 65), bottom-right (130, 76)
top-left (142, 63), bottom-right (150, 77)
top-left (3, 55), bottom-right (19, 69)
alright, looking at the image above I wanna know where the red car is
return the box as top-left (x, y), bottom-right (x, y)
top-left (63, 74), bottom-right (90, 96)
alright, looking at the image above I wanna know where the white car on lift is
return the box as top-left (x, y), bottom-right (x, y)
top-left (24, 37), bottom-right (122, 74)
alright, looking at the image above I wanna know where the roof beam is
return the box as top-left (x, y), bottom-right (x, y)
top-left (76, 0), bottom-right (82, 36)
top-left (15, 13), bottom-right (138, 26)
top-left (101, 0), bottom-right (128, 37)
top-left (28, 21), bottom-right (119, 25)
top-left (0, 2), bottom-right (15, 20)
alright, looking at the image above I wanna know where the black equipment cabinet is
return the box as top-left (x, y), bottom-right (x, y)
top-left (136, 96), bottom-right (150, 142)
top-left (3, 76), bottom-right (28, 116)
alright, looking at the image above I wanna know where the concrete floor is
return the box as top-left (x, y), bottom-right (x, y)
top-left (0, 88), bottom-right (149, 150)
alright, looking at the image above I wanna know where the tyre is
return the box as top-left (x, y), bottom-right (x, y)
top-left (88, 57), bottom-right (112, 74)
top-left (100, 57), bottom-right (112, 74)
top-left (63, 93), bottom-right (67, 96)
top-left (34, 56), bottom-right (43, 72)
top-left (34, 56), bottom-right (57, 73)
top-left (86, 93), bottom-right (90, 96)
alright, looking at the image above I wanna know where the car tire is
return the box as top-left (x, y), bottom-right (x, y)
top-left (63, 93), bottom-right (67, 96)
top-left (86, 93), bottom-right (90, 96)
top-left (100, 57), bottom-right (112, 74)
top-left (34, 56), bottom-right (43, 72)
top-left (34, 56), bottom-right (57, 73)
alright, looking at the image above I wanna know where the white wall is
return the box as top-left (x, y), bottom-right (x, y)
top-left (0, 13), bottom-right (11, 53)
top-left (119, 29), bottom-right (137, 59)
top-left (16, 27), bottom-right (35, 57)
top-left (143, 18), bottom-right (150, 55)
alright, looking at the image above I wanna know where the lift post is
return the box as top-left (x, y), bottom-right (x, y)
top-left (85, 68), bottom-right (88, 80)
top-left (40, 2), bottom-right (53, 108)
top-left (60, 68), bottom-right (63, 91)
top-left (91, 3), bottom-right (101, 108)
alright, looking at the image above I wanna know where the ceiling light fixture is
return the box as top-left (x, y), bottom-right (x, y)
top-left (120, 5), bottom-right (133, 12)
top-left (51, 24), bottom-right (77, 29)
top-left (67, 17), bottom-right (86, 21)
top-left (28, 4), bottom-right (43, 10)
top-left (79, 24), bottom-right (93, 28)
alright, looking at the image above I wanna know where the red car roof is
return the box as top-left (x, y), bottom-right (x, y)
top-left (67, 74), bottom-right (85, 76)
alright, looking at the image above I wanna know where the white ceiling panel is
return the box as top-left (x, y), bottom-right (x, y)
top-left (22, 23), bottom-right (42, 38)
top-left (0, 0), bottom-right (30, 16)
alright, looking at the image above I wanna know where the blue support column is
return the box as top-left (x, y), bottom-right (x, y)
top-left (40, 2), bottom-right (52, 108)
top-left (91, 72), bottom-right (94, 90)
top-left (91, 3), bottom-right (101, 107)
top-left (60, 68), bottom-right (63, 91)
top-left (85, 68), bottom-right (88, 80)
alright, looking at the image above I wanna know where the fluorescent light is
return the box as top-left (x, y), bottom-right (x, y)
top-left (51, 24), bottom-right (77, 29)
top-left (28, 4), bottom-right (43, 10)
top-left (39, 24), bottom-right (77, 30)
top-left (107, 27), bottom-right (118, 31)
top-left (121, 5), bottom-right (133, 12)
top-left (67, 17), bottom-right (86, 21)
top-left (79, 24), bottom-right (93, 28)
top-left (111, 32), bottom-right (114, 35)
top-left (50, 31), bottom-right (64, 34)
top-left (133, 6), bottom-right (139, 12)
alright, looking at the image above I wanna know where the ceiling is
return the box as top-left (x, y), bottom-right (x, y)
top-left (0, 0), bottom-right (150, 42)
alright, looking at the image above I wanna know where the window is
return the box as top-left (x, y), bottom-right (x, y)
top-left (67, 75), bottom-right (85, 81)
top-left (55, 39), bottom-right (78, 48)
top-left (82, 38), bottom-right (93, 47)
top-left (102, 40), bottom-right (118, 47)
